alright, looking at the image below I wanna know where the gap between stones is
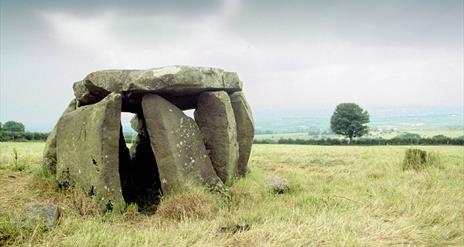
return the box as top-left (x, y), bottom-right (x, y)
top-left (119, 112), bottom-right (161, 214)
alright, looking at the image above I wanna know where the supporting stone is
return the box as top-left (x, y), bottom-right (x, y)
top-left (230, 92), bottom-right (254, 177)
top-left (142, 94), bottom-right (222, 193)
top-left (118, 127), bottom-right (132, 205)
top-left (55, 93), bottom-right (125, 212)
top-left (42, 99), bottom-right (77, 175)
top-left (194, 91), bottom-right (239, 183)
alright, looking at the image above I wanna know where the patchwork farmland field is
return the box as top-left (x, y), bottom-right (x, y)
top-left (254, 129), bottom-right (464, 141)
top-left (0, 142), bottom-right (463, 246)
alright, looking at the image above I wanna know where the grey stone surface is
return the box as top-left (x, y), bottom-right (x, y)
top-left (56, 93), bottom-right (126, 212)
top-left (194, 91), bottom-right (239, 183)
top-left (42, 99), bottom-right (77, 175)
top-left (142, 94), bottom-right (222, 193)
top-left (21, 204), bottom-right (61, 228)
top-left (230, 92), bottom-right (254, 177)
top-left (73, 66), bottom-right (242, 107)
top-left (267, 176), bottom-right (289, 194)
top-left (130, 113), bottom-right (145, 134)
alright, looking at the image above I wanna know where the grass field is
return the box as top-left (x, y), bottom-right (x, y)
top-left (0, 142), bottom-right (463, 246)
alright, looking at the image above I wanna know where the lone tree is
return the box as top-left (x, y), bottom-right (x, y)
top-left (2, 121), bottom-right (25, 132)
top-left (330, 103), bottom-right (369, 143)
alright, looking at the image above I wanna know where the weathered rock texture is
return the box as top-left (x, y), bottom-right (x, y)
top-left (46, 66), bottom-right (253, 212)
top-left (73, 66), bottom-right (242, 109)
top-left (230, 92), bottom-right (255, 177)
top-left (142, 94), bottom-right (222, 193)
top-left (268, 176), bottom-right (289, 194)
top-left (43, 99), bottom-right (77, 175)
top-left (56, 93), bottom-right (126, 212)
top-left (195, 91), bottom-right (239, 183)
top-left (21, 204), bottom-right (61, 228)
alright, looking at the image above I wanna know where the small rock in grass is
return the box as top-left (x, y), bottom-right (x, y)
top-left (268, 176), bottom-right (289, 194)
top-left (21, 204), bottom-right (61, 228)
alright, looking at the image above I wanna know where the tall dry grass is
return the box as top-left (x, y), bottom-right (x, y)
top-left (0, 142), bottom-right (463, 246)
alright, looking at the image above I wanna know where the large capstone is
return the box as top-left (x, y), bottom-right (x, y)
top-left (230, 92), bottom-right (254, 177)
top-left (55, 93), bottom-right (126, 212)
top-left (194, 91), bottom-right (239, 183)
top-left (73, 66), bottom-right (242, 109)
top-left (142, 94), bottom-right (223, 193)
top-left (43, 99), bottom-right (77, 175)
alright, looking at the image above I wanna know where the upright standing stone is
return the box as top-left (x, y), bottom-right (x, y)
top-left (142, 94), bottom-right (222, 193)
top-left (230, 92), bottom-right (254, 177)
top-left (56, 93), bottom-right (125, 212)
top-left (194, 91), bottom-right (239, 183)
top-left (43, 99), bottom-right (77, 175)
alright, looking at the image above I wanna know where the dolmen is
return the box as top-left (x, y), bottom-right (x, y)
top-left (43, 66), bottom-right (254, 212)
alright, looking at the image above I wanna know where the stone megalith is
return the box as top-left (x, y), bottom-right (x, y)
top-left (230, 92), bottom-right (254, 177)
top-left (56, 93), bottom-right (126, 212)
top-left (46, 65), bottom-right (254, 212)
top-left (73, 66), bottom-right (242, 108)
top-left (194, 91), bottom-right (239, 183)
top-left (43, 99), bottom-right (77, 175)
top-left (142, 94), bottom-right (223, 193)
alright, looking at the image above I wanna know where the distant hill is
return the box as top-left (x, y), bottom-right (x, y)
top-left (253, 106), bottom-right (464, 134)
top-left (24, 106), bottom-right (464, 136)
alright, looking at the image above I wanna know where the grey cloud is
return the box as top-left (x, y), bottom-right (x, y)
top-left (229, 0), bottom-right (463, 47)
top-left (1, 0), bottom-right (220, 17)
top-left (0, 0), bottom-right (462, 131)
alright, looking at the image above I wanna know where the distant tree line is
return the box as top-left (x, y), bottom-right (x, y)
top-left (0, 121), bottom-right (48, 142)
top-left (0, 131), bottom-right (49, 142)
top-left (0, 119), bottom-right (137, 143)
top-left (254, 134), bottom-right (464, 146)
top-left (2, 119), bottom-right (463, 146)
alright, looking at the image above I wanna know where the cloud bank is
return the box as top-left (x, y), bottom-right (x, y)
top-left (0, 0), bottom-right (462, 131)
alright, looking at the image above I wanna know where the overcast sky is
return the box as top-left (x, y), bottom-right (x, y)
top-left (1, 0), bottom-right (463, 131)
